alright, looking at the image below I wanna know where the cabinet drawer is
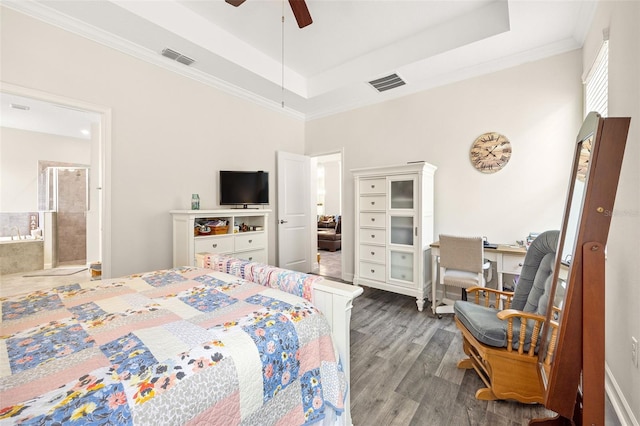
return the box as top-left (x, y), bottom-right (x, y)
top-left (360, 212), bottom-right (385, 228)
top-left (360, 195), bottom-right (386, 211)
top-left (359, 178), bottom-right (386, 194)
top-left (195, 235), bottom-right (234, 254)
top-left (360, 244), bottom-right (385, 263)
top-left (359, 261), bottom-right (386, 282)
top-left (359, 228), bottom-right (386, 245)
top-left (502, 254), bottom-right (524, 275)
top-left (235, 232), bottom-right (266, 251)
top-left (235, 249), bottom-right (267, 263)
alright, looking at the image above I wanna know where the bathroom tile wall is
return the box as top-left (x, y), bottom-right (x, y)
top-left (57, 212), bottom-right (86, 263)
top-left (0, 212), bottom-right (39, 238)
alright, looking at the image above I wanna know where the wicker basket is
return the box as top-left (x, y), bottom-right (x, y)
top-left (212, 225), bottom-right (229, 235)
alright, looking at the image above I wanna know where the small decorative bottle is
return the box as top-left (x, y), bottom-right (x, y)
top-left (191, 194), bottom-right (200, 210)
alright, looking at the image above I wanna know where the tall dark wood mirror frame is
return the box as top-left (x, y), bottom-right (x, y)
top-left (531, 112), bottom-right (630, 426)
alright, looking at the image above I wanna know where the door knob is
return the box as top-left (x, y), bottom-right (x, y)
top-left (280, 219), bottom-right (288, 224)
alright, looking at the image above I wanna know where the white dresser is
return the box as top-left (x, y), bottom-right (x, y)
top-left (170, 209), bottom-right (270, 267)
top-left (352, 162), bottom-right (436, 311)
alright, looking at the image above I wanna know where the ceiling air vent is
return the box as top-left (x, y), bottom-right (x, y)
top-left (9, 103), bottom-right (31, 111)
top-left (368, 73), bottom-right (406, 92)
top-left (161, 48), bottom-right (195, 66)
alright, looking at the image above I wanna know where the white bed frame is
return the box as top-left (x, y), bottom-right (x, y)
top-left (195, 254), bottom-right (363, 426)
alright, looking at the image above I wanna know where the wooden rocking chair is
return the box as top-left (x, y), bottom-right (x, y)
top-left (453, 230), bottom-right (561, 403)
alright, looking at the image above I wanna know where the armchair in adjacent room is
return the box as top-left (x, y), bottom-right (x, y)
top-left (453, 230), bottom-right (560, 403)
top-left (317, 215), bottom-right (341, 252)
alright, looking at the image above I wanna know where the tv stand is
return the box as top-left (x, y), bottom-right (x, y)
top-left (170, 209), bottom-right (271, 266)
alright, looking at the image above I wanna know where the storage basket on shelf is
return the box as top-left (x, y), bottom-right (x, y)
top-left (211, 225), bottom-right (229, 235)
top-left (195, 218), bottom-right (229, 236)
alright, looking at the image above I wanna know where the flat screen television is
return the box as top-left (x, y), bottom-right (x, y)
top-left (219, 171), bottom-right (269, 208)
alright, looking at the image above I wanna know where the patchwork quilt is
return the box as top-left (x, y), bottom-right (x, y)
top-left (0, 267), bottom-right (346, 425)
top-left (201, 254), bottom-right (322, 302)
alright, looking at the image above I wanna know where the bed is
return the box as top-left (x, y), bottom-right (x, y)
top-left (0, 254), bottom-right (363, 425)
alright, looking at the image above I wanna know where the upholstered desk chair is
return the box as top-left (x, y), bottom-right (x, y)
top-left (434, 235), bottom-right (491, 317)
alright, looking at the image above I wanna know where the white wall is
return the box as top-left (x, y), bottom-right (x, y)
top-left (1, 7), bottom-right (305, 276)
top-left (584, 2), bottom-right (640, 424)
top-left (322, 160), bottom-right (342, 216)
top-left (306, 50), bottom-right (583, 282)
top-left (0, 127), bottom-right (90, 211)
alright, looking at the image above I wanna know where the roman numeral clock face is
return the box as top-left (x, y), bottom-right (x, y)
top-left (469, 132), bottom-right (512, 174)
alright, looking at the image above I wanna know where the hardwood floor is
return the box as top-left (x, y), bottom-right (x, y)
top-left (350, 286), bottom-right (557, 426)
top-left (318, 249), bottom-right (342, 280)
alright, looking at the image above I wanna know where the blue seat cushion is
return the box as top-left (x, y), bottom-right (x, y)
top-left (455, 301), bottom-right (511, 347)
top-left (454, 300), bottom-right (535, 351)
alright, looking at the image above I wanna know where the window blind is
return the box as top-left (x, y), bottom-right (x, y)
top-left (584, 40), bottom-right (609, 117)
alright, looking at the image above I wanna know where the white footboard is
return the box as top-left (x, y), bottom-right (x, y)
top-left (195, 254), bottom-right (363, 425)
top-left (311, 279), bottom-right (363, 426)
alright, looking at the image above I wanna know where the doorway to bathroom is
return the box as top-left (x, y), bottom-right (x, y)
top-left (1, 83), bottom-right (112, 277)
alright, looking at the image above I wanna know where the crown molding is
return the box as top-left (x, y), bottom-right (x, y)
top-left (2, 1), bottom-right (306, 121)
top-left (305, 36), bottom-right (582, 122)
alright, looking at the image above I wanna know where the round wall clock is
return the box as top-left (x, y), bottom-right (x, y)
top-left (469, 132), bottom-right (512, 174)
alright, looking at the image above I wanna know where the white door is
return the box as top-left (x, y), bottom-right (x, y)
top-left (277, 151), bottom-right (313, 272)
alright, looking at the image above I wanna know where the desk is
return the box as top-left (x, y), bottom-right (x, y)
top-left (429, 242), bottom-right (527, 315)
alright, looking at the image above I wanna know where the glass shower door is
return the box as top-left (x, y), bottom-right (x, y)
top-left (44, 166), bottom-right (89, 265)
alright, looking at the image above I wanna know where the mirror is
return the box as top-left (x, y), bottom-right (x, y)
top-left (539, 112), bottom-right (599, 383)
top-left (531, 112), bottom-right (630, 424)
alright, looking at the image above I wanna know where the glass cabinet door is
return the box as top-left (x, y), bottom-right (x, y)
top-left (390, 178), bottom-right (414, 209)
top-left (390, 216), bottom-right (414, 246)
top-left (390, 250), bottom-right (414, 283)
top-left (389, 176), bottom-right (416, 246)
top-left (388, 175), bottom-right (418, 286)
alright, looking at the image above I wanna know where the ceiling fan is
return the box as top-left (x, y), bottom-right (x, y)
top-left (225, 0), bottom-right (313, 29)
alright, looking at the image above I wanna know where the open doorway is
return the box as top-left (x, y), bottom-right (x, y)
top-left (314, 152), bottom-right (343, 280)
top-left (0, 83), bottom-right (111, 277)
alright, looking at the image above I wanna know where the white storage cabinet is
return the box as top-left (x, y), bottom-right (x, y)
top-left (352, 163), bottom-right (436, 311)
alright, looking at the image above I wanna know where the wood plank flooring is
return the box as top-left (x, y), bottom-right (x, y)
top-left (349, 286), bottom-right (558, 426)
top-left (318, 249), bottom-right (342, 280)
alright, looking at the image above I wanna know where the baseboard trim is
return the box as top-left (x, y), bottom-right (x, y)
top-left (605, 362), bottom-right (639, 426)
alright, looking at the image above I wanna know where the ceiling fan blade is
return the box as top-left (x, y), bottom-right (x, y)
top-left (288, 0), bottom-right (313, 28)
top-left (225, 0), bottom-right (246, 7)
